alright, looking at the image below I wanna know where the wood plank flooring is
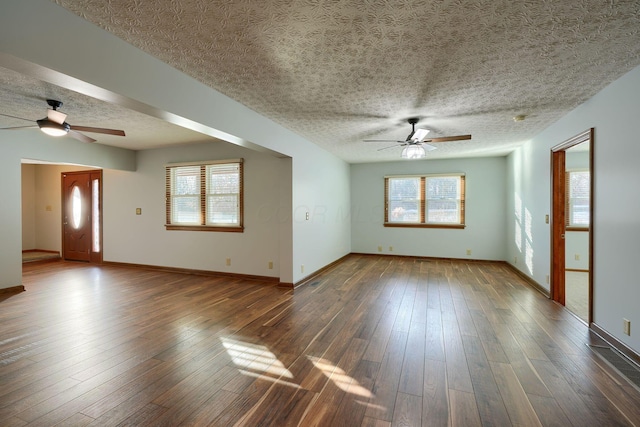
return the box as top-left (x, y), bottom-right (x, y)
top-left (1, 255), bottom-right (639, 426)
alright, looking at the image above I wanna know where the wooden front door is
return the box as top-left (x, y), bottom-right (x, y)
top-left (62, 170), bottom-right (102, 262)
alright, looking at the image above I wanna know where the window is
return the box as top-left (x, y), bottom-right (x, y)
top-left (566, 169), bottom-right (589, 229)
top-left (165, 159), bottom-right (243, 232)
top-left (384, 174), bottom-right (465, 228)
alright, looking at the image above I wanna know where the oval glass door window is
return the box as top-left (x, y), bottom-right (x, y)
top-left (72, 185), bottom-right (82, 229)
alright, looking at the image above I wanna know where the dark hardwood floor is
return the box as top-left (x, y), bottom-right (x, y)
top-left (1, 255), bottom-right (639, 426)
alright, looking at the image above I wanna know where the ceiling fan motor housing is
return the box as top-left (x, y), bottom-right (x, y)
top-left (46, 99), bottom-right (63, 110)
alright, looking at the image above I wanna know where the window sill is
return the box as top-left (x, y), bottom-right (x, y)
top-left (384, 223), bottom-right (465, 229)
top-left (165, 225), bottom-right (244, 232)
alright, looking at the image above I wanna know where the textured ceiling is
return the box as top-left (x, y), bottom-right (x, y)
top-left (3, 0), bottom-right (640, 162)
top-left (0, 65), bottom-right (211, 150)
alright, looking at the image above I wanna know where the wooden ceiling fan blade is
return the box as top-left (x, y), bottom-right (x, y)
top-left (68, 130), bottom-right (96, 143)
top-left (424, 134), bottom-right (472, 143)
top-left (70, 125), bottom-right (126, 136)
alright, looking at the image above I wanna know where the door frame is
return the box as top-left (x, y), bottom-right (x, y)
top-left (61, 169), bottom-right (103, 263)
top-left (550, 128), bottom-right (594, 323)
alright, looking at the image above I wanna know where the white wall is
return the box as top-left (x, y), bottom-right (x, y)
top-left (102, 144), bottom-right (350, 284)
top-left (1, 0), bottom-right (352, 285)
top-left (507, 64), bottom-right (640, 353)
top-left (351, 157), bottom-right (507, 261)
top-left (292, 151), bottom-right (351, 282)
top-left (103, 141), bottom-right (283, 278)
top-left (0, 129), bottom-right (135, 290)
top-left (565, 231), bottom-right (589, 270)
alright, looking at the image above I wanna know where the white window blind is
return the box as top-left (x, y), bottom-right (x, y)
top-left (165, 159), bottom-right (243, 232)
top-left (385, 174), bottom-right (465, 228)
top-left (566, 170), bottom-right (590, 228)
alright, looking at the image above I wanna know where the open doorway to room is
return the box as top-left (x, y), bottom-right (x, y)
top-left (551, 129), bottom-right (593, 324)
top-left (21, 163), bottom-right (102, 264)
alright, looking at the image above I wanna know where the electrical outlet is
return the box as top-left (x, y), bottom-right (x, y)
top-left (305, 212), bottom-right (310, 220)
top-left (301, 265), bottom-right (305, 273)
top-left (574, 254), bottom-right (580, 261)
top-left (514, 256), bottom-right (518, 264)
top-left (389, 246), bottom-right (393, 252)
top-left (268, 261), bottom-right (273, 270)
top-left (226, 258), bottom-right (231, 266)
top-left (466, 249), bottom-right (472, 256)
top-left (377, 246), bottom-right (382, 252)
top-left (135, 208), bottom-right (142, 215)
top-left (624, 319), bottom-right (631, 336)
top-left (546, 275), bottom-right (550, 284)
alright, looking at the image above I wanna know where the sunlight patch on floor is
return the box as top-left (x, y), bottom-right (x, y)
top-left (221, 337), bottom-right (294, 383)
top-left (307, 356), bottom-right (373, 398)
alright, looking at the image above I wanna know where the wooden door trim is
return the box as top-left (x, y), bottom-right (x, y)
top-left (550, 128), bottom-right (594, 323)
top-left (551, 129), bottom-right (592, 152)
top-left (551, 149), bottom-right (566, 305)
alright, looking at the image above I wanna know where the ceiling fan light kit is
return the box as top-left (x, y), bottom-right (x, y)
top-left (37, 118), bottom-right (70, 136)
top-left (401, 145), bottom-right (426, 159)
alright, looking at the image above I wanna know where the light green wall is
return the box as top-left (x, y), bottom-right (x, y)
top-left (507, 64), bottom-right (640, 354)
top-left (351, 156), bottom-right (507, 260)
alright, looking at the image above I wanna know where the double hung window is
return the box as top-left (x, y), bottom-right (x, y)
top-left (384, 174), bottom-right (465, 228)
top-left (165, 159), bottom-right (243, 232)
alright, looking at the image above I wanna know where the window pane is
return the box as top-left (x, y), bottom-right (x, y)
top-left (170, 166), bottom-right (201, 224)
top-left (173, 166), bottom-right (200, 196)
top-left (92, 179), bottom-right (100, 253)
top-left (569, 171), bottom-right (590, 226)
top-left (72, 186), bottom-right (82, 229)
top-left (388, 177), bottom-right (420, 222)
top-left (206, 164), bottom-right (240, 225)
top-left (207, 195), bottom-right (238, 224)
top-left (427, 199), bottom-right (460, 223)
top-left (209, 173), bottom-right (239, 194)
top-left (173, 196), bottom-right (200, 223)
top-left (426, 177), bottom-right (460, 223)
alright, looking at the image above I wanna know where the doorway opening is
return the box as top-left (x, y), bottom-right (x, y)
top-left (62, 170), bottom-right (102, 263)
top-left (551, 129), bottom-right (593, 324)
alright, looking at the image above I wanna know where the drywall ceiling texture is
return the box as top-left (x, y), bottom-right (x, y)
top-left (50, 0), bottom-right (640, 162)
top-left (0, 65), bottom-right (211, 150)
